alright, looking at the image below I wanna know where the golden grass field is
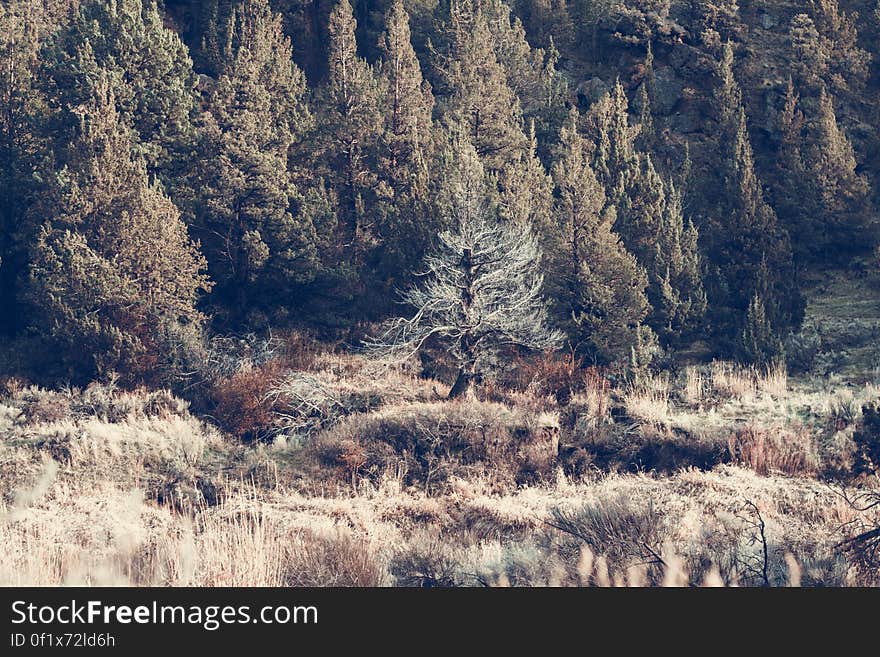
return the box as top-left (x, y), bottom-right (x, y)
top-left (1, 351), bottom-right (878, 587)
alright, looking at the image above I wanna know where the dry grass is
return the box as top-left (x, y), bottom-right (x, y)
top-left (727, 423), bottom-right (820, 476)
top-left (712, 361), bottom-right (758, 400)
top-left (624, 373), bottom-right (671, 429)
top-left (1, 466), bottom-right (872, 587)
top-left (684, 366), bottom-right (705, 405)
top-left (2, 366), bottom-right (879, 587)
top-left (758, 362), bottom-right (788, 398)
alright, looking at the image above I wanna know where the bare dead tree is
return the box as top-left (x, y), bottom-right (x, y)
top-left (829, 483), bottom-right (880, 570)
top-left (364, 141), bottom-right (563, 398)
top-left (737, 499), bottom-right (771, 586)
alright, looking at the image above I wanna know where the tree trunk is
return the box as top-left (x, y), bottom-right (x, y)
top-left (448, 368), bottom-right (471, 399)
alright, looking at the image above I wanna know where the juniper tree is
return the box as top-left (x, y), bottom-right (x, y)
top-left (372, 0), bottom-right (436, 289)
top-left (366, 136), bottom-right (562, 398)
top-left (478, 0), bottom-right (568, 161)
top-left (653, 181), bottom-right (707, 341)
top-left (28, 81), bottom-right (210, 383)
top-left (0, 2), bottom-right (48, 337)
top-left (706, 43), bottom-right (803, 354)
top-left (789, 14), bottom-right (829, 91)
top-left (809, 0), bottom-right (871, 92)
top-left (636, 42), bottom-right (656, 153)
top-left (572, 0), bottom-right (618, 63)
top-left (433, 0), bottom-right (528, 173)
top-left (804, 88), bottom-right (873, 253)
top-left (588, 84), bottom-right (705, 344)
top-left (377, 0), bottom-right (434, 193)
top-left (772, 78), bottom-right (815, 259)
top-left (739, 293), bottom-right (784, 365)
top-left (496, 122), bottom-right (554, 232)
top-left (188, 0), bottom-right (318, 322)
top-left (590, 80), bottom-right (637, 211)
top-left (519, 0), bottom-right (575, 52)
top-left (432, 0), bottom-right (556, 238)
top-left (315, 0), bottom-right (383, 254)
top-left (548, 109), bottom-right (653, 362)
top-left (42, 0), bottom-right (197, 177)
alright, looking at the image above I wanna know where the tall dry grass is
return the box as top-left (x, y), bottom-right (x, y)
top-left (624, 372), bottom-right (671, 429)
top-left (1, 367), bottom-right (878, 587)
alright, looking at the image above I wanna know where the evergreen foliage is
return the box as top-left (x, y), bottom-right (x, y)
top-left (28, 81), bottom-right (210, 382)
top-left (187, 0), bottom-right (318, 323)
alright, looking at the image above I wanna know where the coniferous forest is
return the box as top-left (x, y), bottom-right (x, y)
top-left (2, 0), bottom-right (880, 588)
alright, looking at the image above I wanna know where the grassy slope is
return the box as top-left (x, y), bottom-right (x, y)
top-left (799, 264), bottom-right (880, 382)
top-left (2, 269), bottom-right (880, 586)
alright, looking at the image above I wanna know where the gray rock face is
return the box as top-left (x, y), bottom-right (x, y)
top-left (760, 11), bottom-right (779, 30)
top-left (576, 77), bottom-right (610, 108)
top-left (669, 42), bottom-right (704, 72)
top-left (653, 67), bottom-right (685, 116)
top-left (668, 108), bottom-right (703, 134)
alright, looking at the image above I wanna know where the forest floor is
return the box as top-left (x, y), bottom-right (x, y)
top-left (1, 267), bottom-right (879, 587)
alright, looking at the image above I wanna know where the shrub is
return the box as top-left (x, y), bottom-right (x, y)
top-left (211, 360), bottom-right (287, 442)
top-left (23, 391), bottom-right (72, 425)
top-left (389, 535), bottom-right (463, 587)
top-left (727, 423), bottom-right (819, 476)
top-left (853, 402), bottom-right (880, 475)
top-left (548, 496), bottom-right (665, 578)
top-left (785, 326), bottom-right (822, 373)
top-left (828, 390), bottom-right (861, 431)
top-left (311, 401), bottom-right (560, 490)
top-left (267, 358), bottom-right (442, 441)
top-left (9, 382), bottom-right (189, 425)
top-left (505, 351), bottom-right (602, 406)
top-left (285, 530), bottom-right (384, 587)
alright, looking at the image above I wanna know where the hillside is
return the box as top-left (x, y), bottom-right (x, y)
top-left (1, 0), bottom-right (879, 588)
top-left (3, 279), bottom-right (880, 585)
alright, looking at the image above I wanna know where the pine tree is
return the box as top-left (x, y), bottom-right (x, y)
top-left (42, 0), bottom-right (197, 176)
top-left (0, 2), bottom-right (48, 337)
top-left (706, 43), bottom-right (803, 354)
top-left (804, 87), bottom-right (873, 253)
top-left (371, 0), bottom-right (437, 303)
top-left (188, 0), bottom-right (319, 323)
top-left (549, 109), bottom-right (653, 362)
top-left (28, 80), bottom-right (210, 383)
top-left (316, 0), bottom-right (383, 254)
top-left (433, 0), bottom-right (528, 173)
